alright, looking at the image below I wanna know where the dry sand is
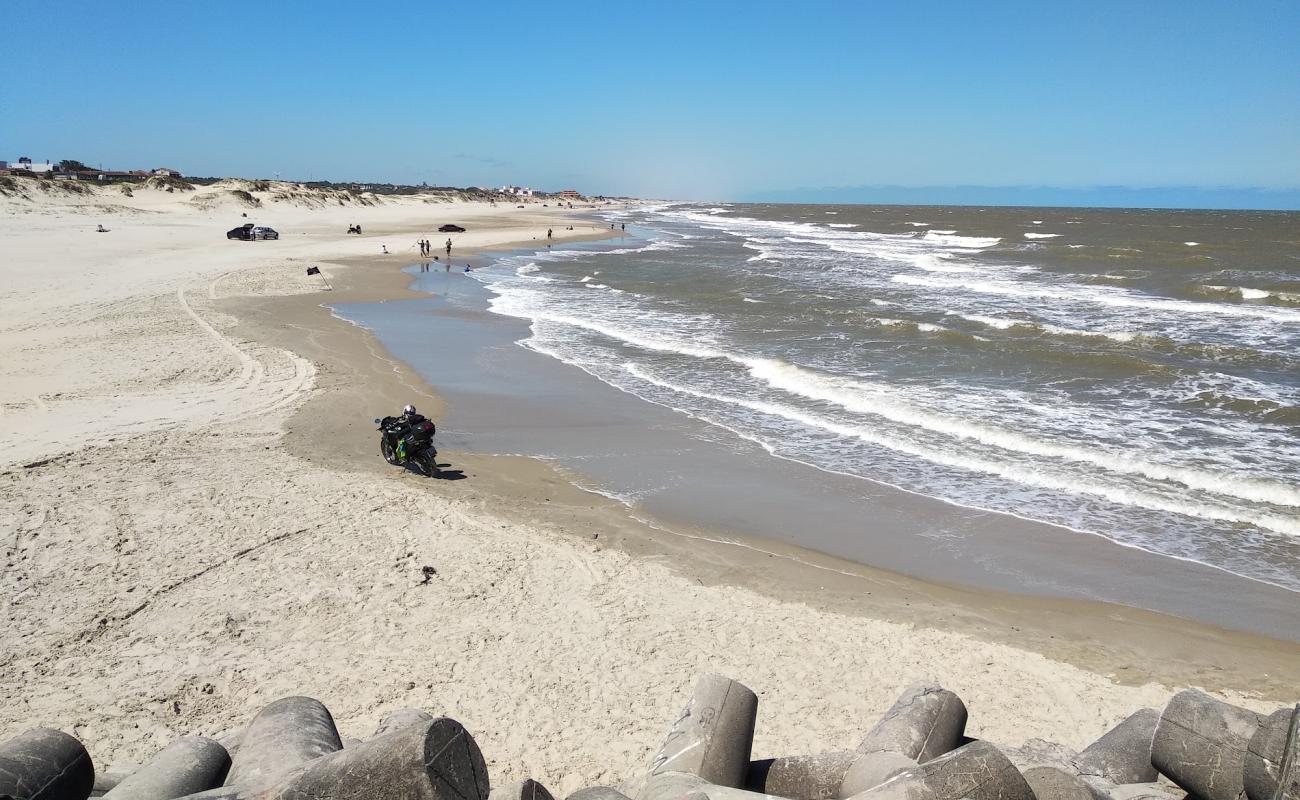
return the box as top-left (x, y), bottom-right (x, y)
top-left (1, 178), bottom-right (1295, 792)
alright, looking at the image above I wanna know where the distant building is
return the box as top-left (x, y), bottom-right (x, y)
top-left (152, 167), bottom-right (182, 177)
top-left (499, 185), bottom-right (534, 197)
top-left (556, 189), bottom-right (581, 199)
top-left (10, 157), bottom-right (54, 174)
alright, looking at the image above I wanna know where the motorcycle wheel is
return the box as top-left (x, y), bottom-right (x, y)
top-left (410, 451), bottom-right (436, 477)
top-left (380, 437), bottom-right (400, 465)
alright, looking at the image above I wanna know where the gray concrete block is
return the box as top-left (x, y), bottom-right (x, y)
top-left (857, 685), bottom-right (967, 763)
top-left (641, 772), bottom-right (784, 800)
top-left (838, 751), bottom-right (916, 797)
top-left (372, 709), bottom-right (435, 739)
top-left (1079, 777), bottom-right (1185, 800)
top-left (277, 716), bottom-right (489, 800)
top-left (1151, 689), bottom-right (1263, 800)
top-left (223, 697), bottom-right (343, 793)
top-left (566, 788), bottom-right (632, 800)
top-left (1001, 740), bottom-right (1078, 774)
top-left (1244, 706), bottom-right (1299, 800)
top-left (92, 766), bottom-right (139, 797)
top-left (1022, 767), bottom-right (1093, 800)
top-left (842, 741), bottom-right (1034, 800)
top-left (0, 727), bottom-right (95, 800)
top-left (645, 675), bottom-right (759, 789)
top-left (490, 779), bottom-right (555, 800)
top-left (1072, 709), bottom-right (1159, 785)
top-left (104, 737), bottom-right (230, 800)
top-left (745, 750), bottom-right (856, 799)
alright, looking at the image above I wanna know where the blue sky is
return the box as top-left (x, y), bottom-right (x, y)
top-left (3, 0), bottom-right (1297, 205)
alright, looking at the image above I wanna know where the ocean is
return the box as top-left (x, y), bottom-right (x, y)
top-left (464, 203), bottom-right (1300, 594)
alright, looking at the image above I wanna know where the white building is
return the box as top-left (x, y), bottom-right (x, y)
top-left (499, 185), bottom-right (534, 197)
top-left (6, 157), bottom-right (53, 173)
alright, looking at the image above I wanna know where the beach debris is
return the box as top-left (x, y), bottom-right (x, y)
top-left (1152, 689), bottom-right (1263, 800)
top-left (222, 696), bottom-right (343, 793)
top-left (0, 727), bottom-right (95, 800)
top-left (102, 736), bottom-right (229, 799)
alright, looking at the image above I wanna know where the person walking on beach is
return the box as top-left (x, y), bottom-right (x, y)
top-left (445, 238), bottom-right (453, 257)
top-left (547, 228), bottom-right (553, 240)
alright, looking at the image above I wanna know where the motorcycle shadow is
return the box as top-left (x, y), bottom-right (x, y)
top-left (429, 463), bottom-right (466, 480)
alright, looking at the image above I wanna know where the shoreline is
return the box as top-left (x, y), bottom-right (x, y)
top-left (3, 185), bottom-right (1295, 778)
top-left (226, 229), bottom-right (1300, 698)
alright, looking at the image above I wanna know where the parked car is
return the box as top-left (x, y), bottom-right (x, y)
top-left (438, 224), bottom-right (466, 233)
top-left (252, 226), bottom-right (280, 240)
top-left (227, 223), bottom-right (254, 240)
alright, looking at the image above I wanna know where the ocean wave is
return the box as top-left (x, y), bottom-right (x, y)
top-left (894, 274), bottom-right (1300, 322)
top-left (921, 231), bottom-right (1002, 247)
top-left (1024, 233), bottom-right (1061, 239)
top-left (619, 362), bottom-right (1300, 537)
top-left (826, 223), bottom-right (858, 228)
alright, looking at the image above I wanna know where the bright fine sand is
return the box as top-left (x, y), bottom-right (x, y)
top-left (1, 180), bottom-right (1296, 792)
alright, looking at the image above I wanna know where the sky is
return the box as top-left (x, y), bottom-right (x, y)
top-left (3, 0), bottom-right (1298, 206)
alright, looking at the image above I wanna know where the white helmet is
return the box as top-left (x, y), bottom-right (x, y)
top-left (402, 404), bottom-right (417, 415)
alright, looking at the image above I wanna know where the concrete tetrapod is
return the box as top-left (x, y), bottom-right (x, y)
top-left (1079, 778), bottom-right (1186, 800)
top-left (0, 727), bottom-right (95, 800)
top-left (1020, 767), bottom-right (1093, 800)
top-left (642, 675), bottom-right (759, 791)
top-left (566, 789), bottom-right (632, 800)
top-left (842, 741), bottom-right (1034, 800)
top-left (1070, 709), bottom-right (1159, 785)
top-left (171, 716), bottom-right (489, 800)
top-left (489, 780), bottom-right (554, 800)
top-left (1151, 689), bottom-right (1263, 800)
top-left (103, 737), bottom-right (230, 800)
top-left (745, 751), bottom-right (857, 800)
top-left (222, 697), bottom-right (343, 794)
top-left (857, 685), bottom-right (968, 762)
top-left (1244, 706), bottom-right (1300, 800)
top-left (93, 767), bottom-right (139, 798)
top-left (836, 685), bottom-right (970, 798)
top-left (641, 772), bottom-right (785, 800)
top-left (373, 710), bottom-right (436, 739)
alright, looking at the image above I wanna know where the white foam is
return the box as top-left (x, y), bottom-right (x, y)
top-left (1024, 233), bottom-right (1061, 239)
top-left (585, 283), bottom-right (609, 289)
top-left (922, 231), bottom-right (1001, 247)
top-left (741, 297), bottom-right (766, 303)
top-left (906, 222), bottom-right (930, 227)
top-left (1240, 288), bottom-right (1270, 300)
top-left (579, 276), bottom-right (592, 283)
top-left (1184, 241), bottom-right (1199, 246)
top-left (1032, 220), bottom-right (1043, 224)
top-left (622, 362), bottom-right (1300, 536)
top-left (826, 223), bottom-right (857, 228)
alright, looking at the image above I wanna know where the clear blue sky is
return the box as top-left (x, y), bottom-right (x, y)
top-left (3, 0), bottom-right (1297, 205)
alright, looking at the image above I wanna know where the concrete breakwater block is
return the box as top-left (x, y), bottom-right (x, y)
top-left (645, 674), bottom-right (759, 790)
top-left (842, 741), bottom-right (1034, 800)
top-left (92, 767), bottom-right (139, 798)
top-left (837, 752), bottom-right (917, 798)
top-left (0, 727), bottom-right (95, 800)
top-left (641, 772), bottom-right (785, 800)
top-left (1020, 766), bottom-right (1093, 800)
top-left (1152, 689), bottom-right (1262, 800)
top-left (1244, 706), bottom-right (1300, 800)
top-left (566, 788), bottom-right (633, 800)
top-left (490, 779), bottom-right (554, 800)
top-left (834, 685), bottom-right (970, 798)
top-left (174, 716), bottom-right (489, 800)
top-left (1080, 778), bottom-right (1186, 800)
top-left (857, 685), bottom-right (968, 763)
top-left (745, 751), bottom-right (856, 799)
top-left (1072, 709), bottom-right (1159, 785)
top-left (103, 736), bottom-right (230, 800)
top-left (373, 709), bottom-right (435, 739)
top-left (222, 697), bottom-right (343, 793)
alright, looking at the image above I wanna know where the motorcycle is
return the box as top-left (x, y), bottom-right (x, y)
top-left (375, 415), bottom-right (438, 477)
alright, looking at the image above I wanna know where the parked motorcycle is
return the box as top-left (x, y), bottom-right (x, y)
top-left (375, 415), bottom-right (438, 477)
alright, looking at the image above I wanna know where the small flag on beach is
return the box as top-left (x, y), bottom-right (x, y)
top-left (306, 266), bottom-right (320, 275)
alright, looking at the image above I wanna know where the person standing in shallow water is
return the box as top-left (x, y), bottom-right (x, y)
top-left (446, 238), bottom-right (453, 257)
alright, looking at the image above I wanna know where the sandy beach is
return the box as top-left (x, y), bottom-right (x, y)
top-left (2, 178), bottom-right (1296, 791)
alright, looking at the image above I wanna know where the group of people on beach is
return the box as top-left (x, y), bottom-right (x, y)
top-left (415, 238), bottom-right (454, 258)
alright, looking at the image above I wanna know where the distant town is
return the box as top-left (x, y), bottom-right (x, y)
top-left (0, 157), bottom-right (599, 201)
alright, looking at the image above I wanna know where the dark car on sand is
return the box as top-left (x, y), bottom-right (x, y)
top-left (438, 224), bottom-right (466, 233)
top-left (227, 223), bottom-right (254, 240)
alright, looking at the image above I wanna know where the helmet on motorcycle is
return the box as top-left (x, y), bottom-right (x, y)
top-left (402, 404), bottom-right (417, 415)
